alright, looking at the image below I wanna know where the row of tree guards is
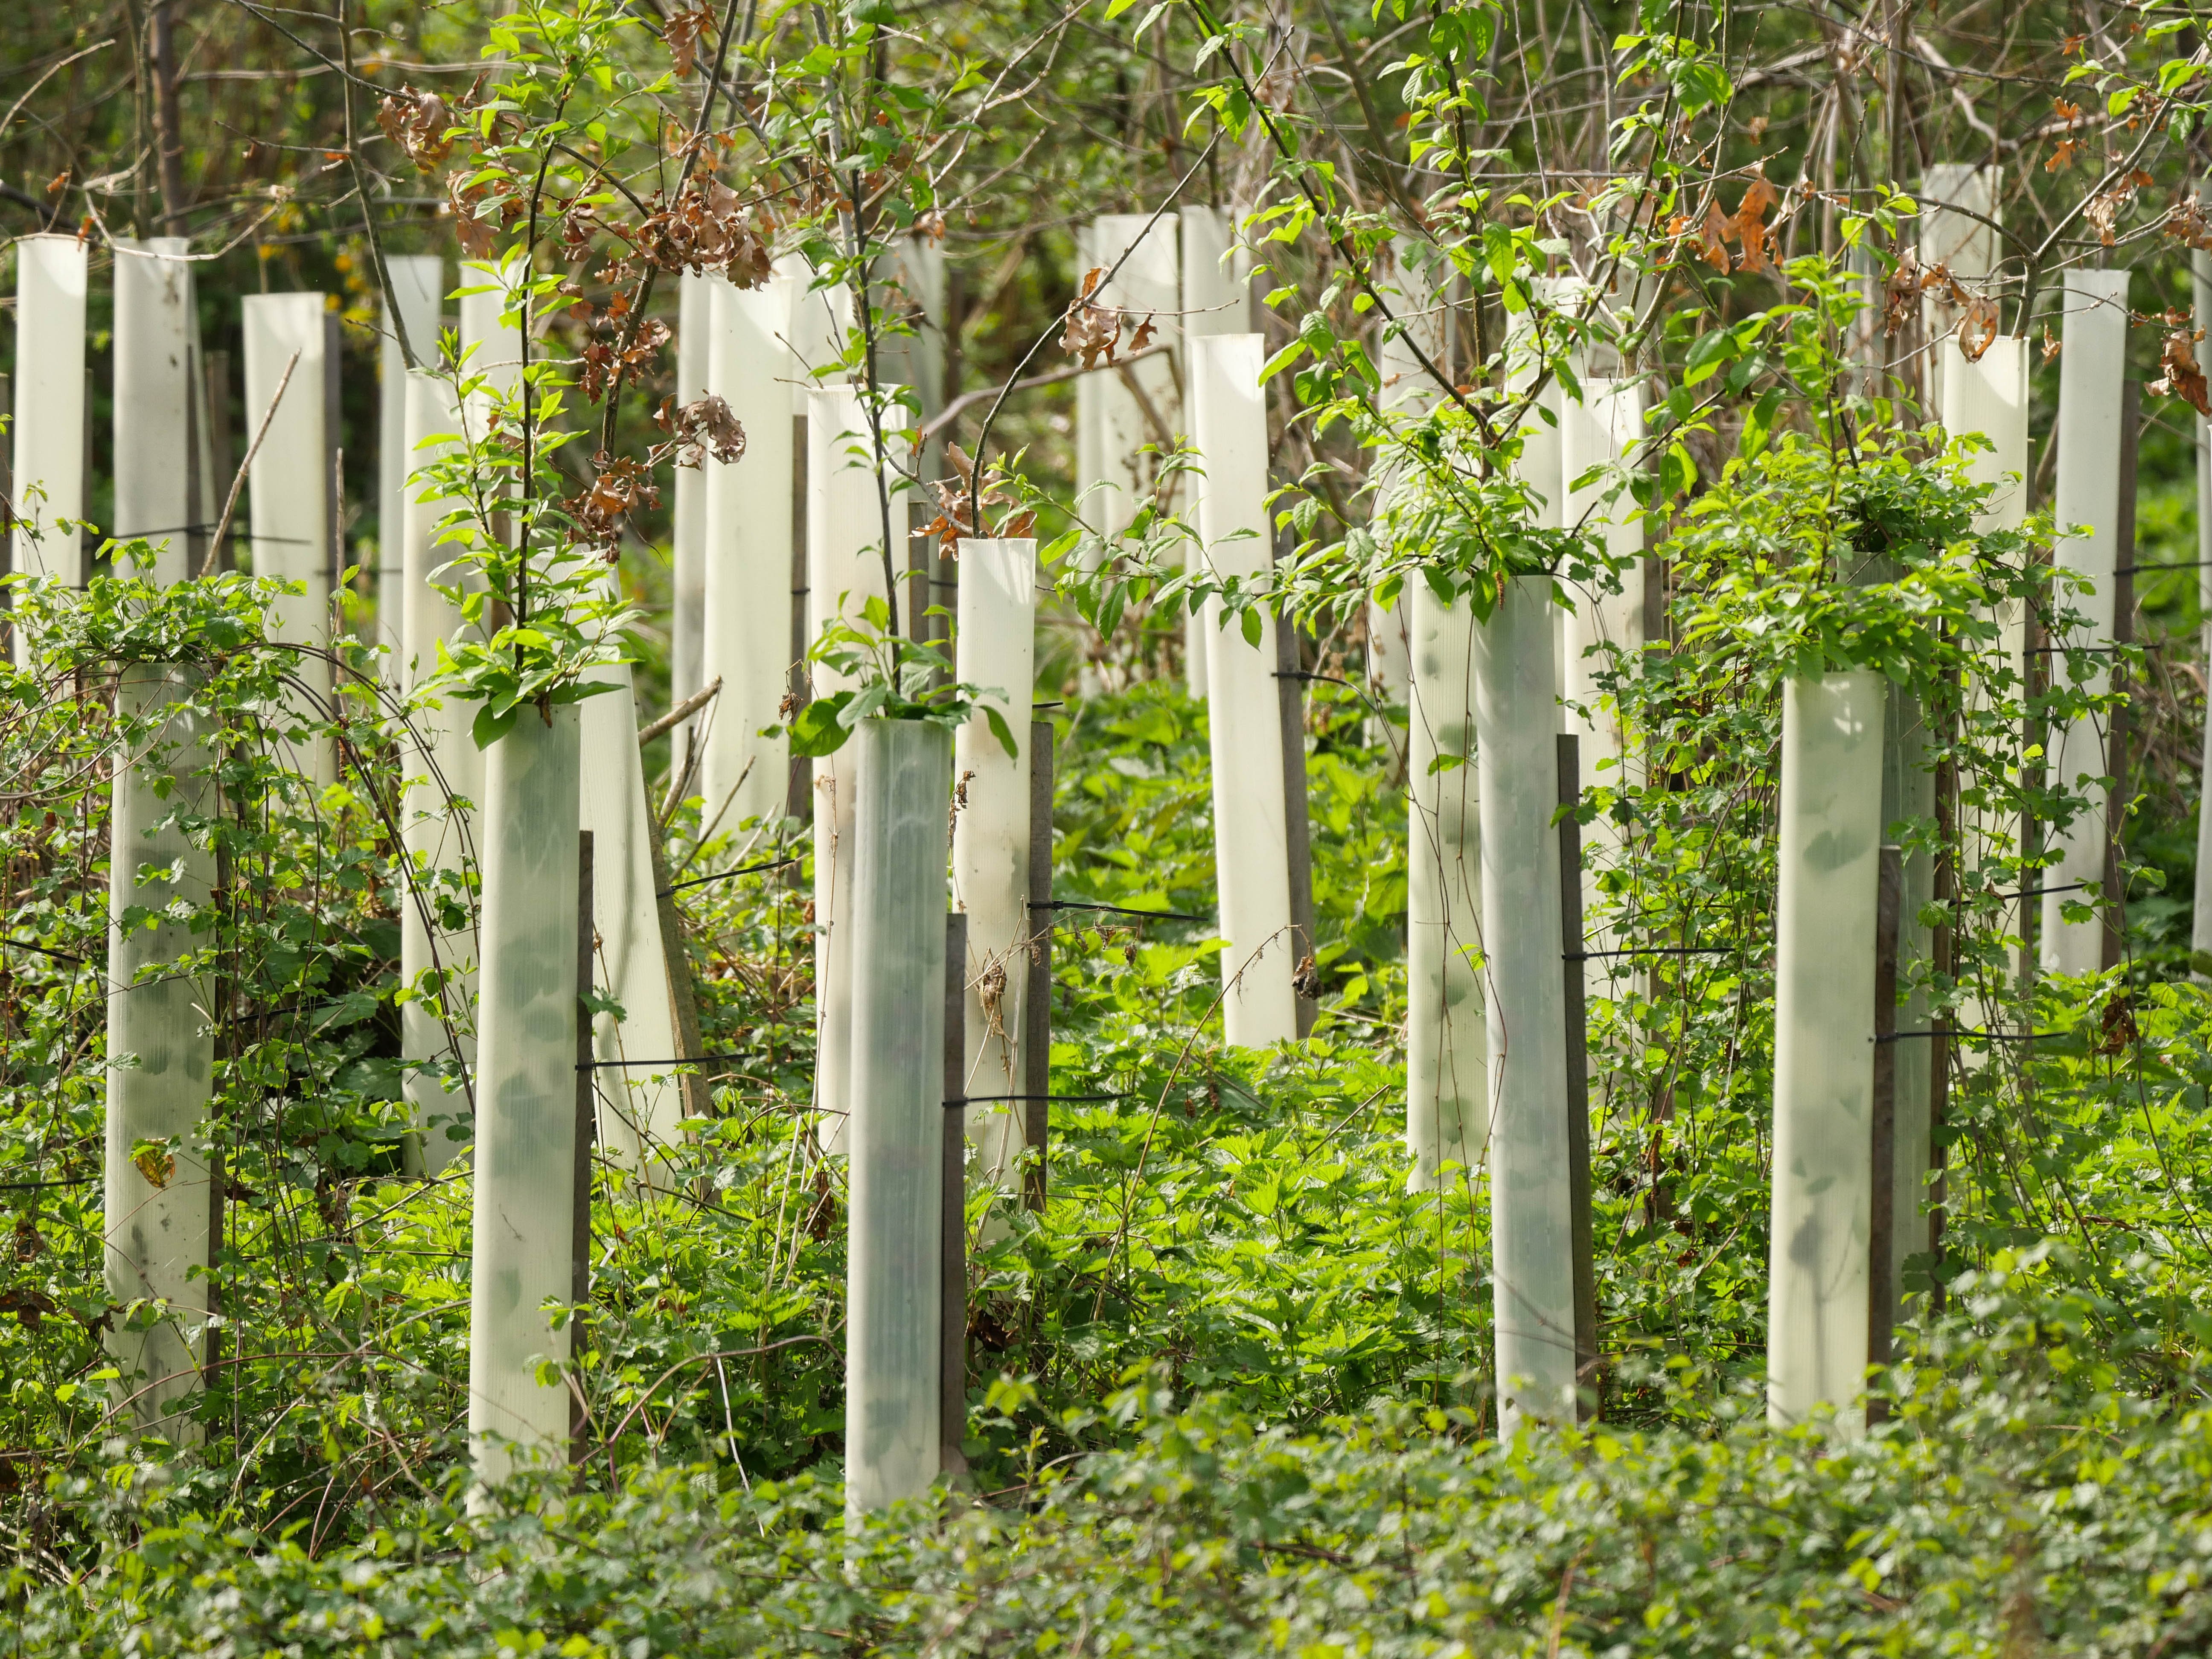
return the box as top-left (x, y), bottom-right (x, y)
top-left (0, 164), bottom-right (2198, 1494)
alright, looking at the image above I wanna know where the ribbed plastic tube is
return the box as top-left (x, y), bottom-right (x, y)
top-left (1768, 671), bottom-right (1886, 1433)
top-left (951, 538), bottom-right (1037, 1188)
top-left (1405, 581), bottom-right (1481, 1190)
top-left (469, 704), bottom-right (582, 1490)
top-left (1189, 334), bottom-right (1297, 1047)
top-left (844, 718), bottom-right (950, 1524)
top-left (578, 635), bottom-right (682, 1170)
top-left (1558, 377), bottom-right (1645, 775)
top-left (670, 270), bottom-right (711, 718)
top-left (2043, 268), bottom-right (2130, 976)
top-left (1178, 207), bottom-right (1251, 698)
top-left (1364, 238), bottom-right (1448, 736)
top-left (241, 293), bottom-right (333, 779)
top-left (1473, 576), bottom-right (1575, 1427)
top-left (9, 233), bottom-right (87, 663)
top-left (113, 237), bottom-right (195, 583)
top-left (375, 255), bottom-right (444, 687)
top-left (702, 274), bottom-right (797, 831)
top-left (1943, 334), bottom-right (2031, 1019)
top-left (1077, 213), bottom-right (1180, 548)
top-left (105, 666), bottom-right (216, 1441)
top-left (399, 373), bottom-right (480, 1176)
top-left (808, 387), bottom-right (906, 1153)
top-left (106, 242), bottom-right (215, 1437)
top-left (459, 255), bottom-right (525, 407)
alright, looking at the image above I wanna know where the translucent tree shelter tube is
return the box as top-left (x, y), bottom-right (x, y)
top-left (808, 385), bottom-right (906, 1153)
top-left (8, 233), bottom-right (87, 666)
top-left (670, 269), bottom-right (711, 722)
top-left (951, 538), bottom-right (1037, 1191)
top-left (469, 703), bottom-right (582, 1493)
top-left (241, 292), bottom-right (333, 781)
top-left (577, 598), bottom-right (682, 1175)
top-left (1075, 213), bottom-right (1180, 560)
top-left (113, 237), bottom-right (196, 582)
top-left (399, 372), bottom-right (481, 1177)
top-left (2042, 268), bottom-right (2131, 976)
top-left (1365, 237), bottom-right (1445, 738)
top-left (1768, 670), bottom-right (1886, 1435)
top-left (375, 254), bottom-right (444, 687)
top-left (1916, 164), bottom-right (2002, 416)
top-left (844, 717), bottom-right (950, 1526)
top-left (1942, 333), bottom-right (2031, 1015)
top-left (1178, 205), bottom-right (1251, 700)
top-left (1189, 333), bottom-right (1297, 1047)
top-left (1473, 575), bottom-right (1575, 1429)
top-left (106, 238), bottom-right (216, 1437)
top-left (702, 273), bottom-right (796, 833)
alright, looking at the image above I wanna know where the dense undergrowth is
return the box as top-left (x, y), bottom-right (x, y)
top-left (12, 602), bottom-right (2212, 1649)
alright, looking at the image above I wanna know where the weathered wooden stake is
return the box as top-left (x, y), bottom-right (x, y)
top-left (1556, 734), bottom-right (1599, 1415)
top-left (1022, 718), bottom-right (1054, 1211)
top-left (571, 831), bottom-right (596, 1464)
top-left (941, 911), bottom-right (969, 1481)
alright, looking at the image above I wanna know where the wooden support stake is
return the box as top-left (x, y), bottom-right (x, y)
top-left (572, 831), bottom-right (596, 1464)
top-left (1022, 717), bottom-right (1054, 1211)
top-left (1556, 734), bottom-right (1599, 1416)
top-left (2104, 380), bottom-right (2139, 971)
top-left (941, 912), bottom-right (969, 1480)
top-left (787, 414), bottom-right (812, 826)
top-left (1277, 599), bottom-right (1317, 1038)
top-left (644, 809), bottom-right (713, 1120)
top-left (1868, 842), bottom-right (1903, 1410)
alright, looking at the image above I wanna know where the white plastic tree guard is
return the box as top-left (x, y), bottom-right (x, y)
top-left (1190, 334), bottom-right (1297, 1046)
top-left (1405, 579), bottom-right (1481, 1190)
top-left (577, 621), bottom-right (683, 1170)
top-left (1178, 207), bottom-right (1252, 700)
top-left (781, 250), bottom-right (851, 392)
top-left (2043, 268), bottom-right (2131, 977)
top-left (460, 256), bottom-right (525, 407)
top-left (1365, 238), bottom-right (1448, 730)
top-left (399, 372), bottom-right (480, 1176)
top-left (670, 269), bottom-right (711, 716)
top-left (9, 233), bottom-right (88, 661)
top-left (2196, 246), bottom-right (2212, 976)
top-left (469, 703), bottom-right (582, 1489)
top-left (1917, 165), bottom-right (2001, 411)
top-left (241, 293), bottom-right (333, 777)
top-left (702, 273), bottom-right (797, 831)
top-left (877, 235), bottom-right (946, 420)
top-left (105, 678), bottom-right (216, 1441)
top-left (844, 717), bottom-right (951, 1524)
top-left (950, 538), bottom-right (1037, 1189)
top-left (1077, 213), bottom-right (1180, 547)
top-left (1768, 670), bottom-right (1886, 1433)
top-left (1559, 377), bottom-right (1646, 773)
top-left (1943, 334), bottom-right (2031, 1012)
top-left (1473, 576), bottom-right (1575, 1426)
top-left (808, 386), bottom-right (906, 1152)
top-left (113, 238), bottom-right (196, 583)
top-left (375, 255), bottom-right (444, 687)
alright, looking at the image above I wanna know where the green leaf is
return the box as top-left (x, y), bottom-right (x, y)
top-left (984, 704), bottom-right (1019, 760)
top-left (789, 693), bottom-right (856, 757)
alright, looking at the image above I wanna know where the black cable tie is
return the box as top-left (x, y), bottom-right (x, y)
top-left (945, 1092), bottom-right (1135, 1107)
top-left (2113, 560), bottom-right (2212, 575)
top-left (576, 1052), bottom-right (746, 1070)
top-left (1566, 945), bottom-right (1735, 960)
top-left (1877, 1028), bottom-right (2052, 1044)
top-left (656, 855), bottom-right (801, 899)
top-left (1031, 899), bottom-right (1209, 924)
